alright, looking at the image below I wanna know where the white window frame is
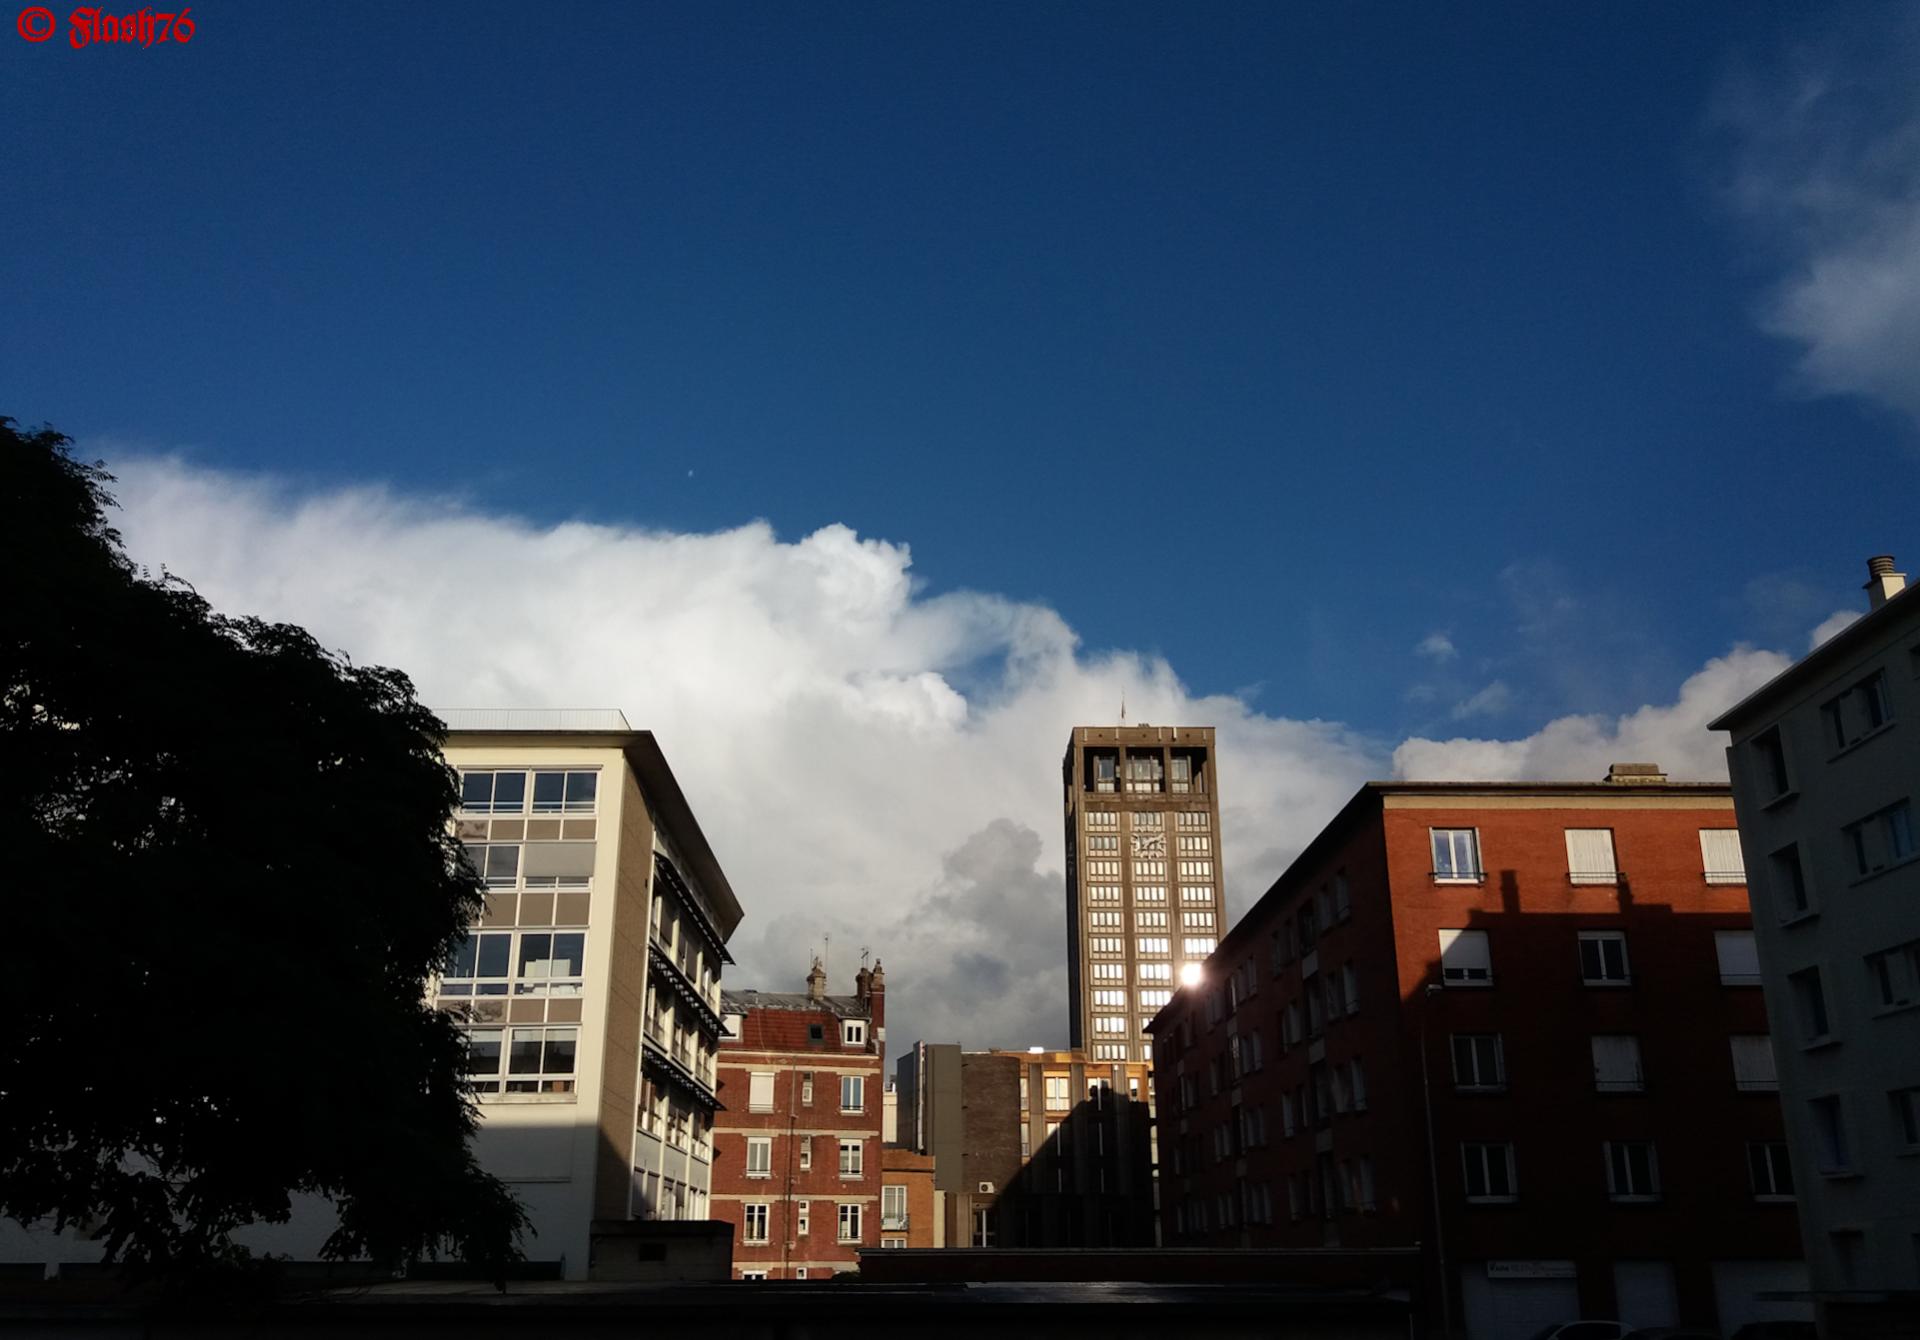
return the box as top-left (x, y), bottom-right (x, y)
top-left (748, 1070), bottom-right (775, 1113)
top-left (843, 1019), bottom-right (868, 1047)
top-left (838, 1138), bottom-right (863, 1178)
top-left (1603, 1140), bottom-right (1661, 1202)
top-left (746, 1135), bottom-right (772, 1178)
top-left (837, 1202), bottom-right (862, 1243)
top-left (840, 1074), bottom-right (865, 1113)
top-left (1699, 828), bottom-right (1747, 884)
top-left (1431, 828), bottom-right (1482, 882)
top-left (742, 1203), bottom-right (770, 1244)
top-left (1460, 1141), bottom-right (1517, 1203)
top-left (1577, 930), bottom-right (1631, 986)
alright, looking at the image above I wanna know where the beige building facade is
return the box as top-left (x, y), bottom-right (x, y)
top-left (1711, 558), bottom-right (1920, 1323)
top-left (1062, 725), bottom-right (1224, 1062)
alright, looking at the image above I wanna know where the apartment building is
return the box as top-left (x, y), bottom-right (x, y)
top-left (711, 961), bottom-right (887, 1279)
top-left (1062, 725), bottom-right (1224, 1063)
top-left (1149, 769), bottom-right (1808, 1340)
top-left (881, 1147), bottom-right (941, 1249)
top-left (441, 709), bottom-right (742, 1274)
top-left (893, 1043), bottom-right (1155, 1249)
top-left (1710, 556), bottom-right (1920, 1331)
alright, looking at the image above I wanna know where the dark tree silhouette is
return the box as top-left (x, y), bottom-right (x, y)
top-left (0, 418), bottom-right (526, 1282)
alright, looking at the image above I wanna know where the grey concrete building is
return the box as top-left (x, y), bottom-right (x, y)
top-left (1711, 556), bottom-right (1920, 1332)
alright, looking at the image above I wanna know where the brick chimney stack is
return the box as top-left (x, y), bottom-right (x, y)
top-left (805, 956), bottom-right (827, 1002)
top-left (861, 959), bottom-right (887, 1036)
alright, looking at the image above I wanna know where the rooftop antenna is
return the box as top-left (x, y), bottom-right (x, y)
top-left (1120, 689), bottom-right (1127, 725)
top-left (860, 946), bottom-right (872, 969)
top-left (822, 933), bottom-right (830, 980)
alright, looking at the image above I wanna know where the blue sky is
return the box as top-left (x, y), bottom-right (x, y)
top-left (6, 2), bottom-right (1914, 740)
top-left (9, 2), bottom-right (1919, 1039)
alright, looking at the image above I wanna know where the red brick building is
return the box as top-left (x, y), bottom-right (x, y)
top-left (711, 960), bottom-right (887, 1279)
top-left (1149, 768), bottom-right (1808, 1340)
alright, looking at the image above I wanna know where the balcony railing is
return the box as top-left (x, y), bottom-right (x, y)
top-left (881, 1213), bottom-right (909, 1231)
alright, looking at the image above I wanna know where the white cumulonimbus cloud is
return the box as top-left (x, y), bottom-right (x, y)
top-left (108, 457), bottom-right (1804, 1050)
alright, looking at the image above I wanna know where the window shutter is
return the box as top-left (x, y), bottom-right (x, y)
top-left (1699, 829), bottom-right (1746, 883)
top-left (522, 841), bottom-right (596, 878)
top-left (1715, 931), bottom-right (1761, 984)
top-left (1591, 1035), bottom-right (1642, 1087)
top-left (1438, 929), bottom-right (1491, 982)
top-left (1730, 1036), bottom-right (1778, 1090)
top-left (1565, 829), bottom-right (1619, 882)
top-left (748, 1071), bottom-right (775, 1109)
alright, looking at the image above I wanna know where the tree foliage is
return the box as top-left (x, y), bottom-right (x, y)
top-left (0, 418), bottom-right (526, 1281)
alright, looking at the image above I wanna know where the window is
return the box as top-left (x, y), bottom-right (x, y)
top-left (1604, 1141), bottom-right (1660, 1201)
top-left (1770, 843), bottom-right (1811, 919)
top-left (1134, 910), bottom-right (1167, 928)
top-left (1461, 1142), bottom-right (1517, 1202)
top-left (513, 932), bottom-right (586, 996)
top-left (1178, 834), bottom-right (1211, 854)
top-left (1182, 910), bottom-right (1215, 929)
top-left (800, 1071), bottom-right (814, 1105)
top-left (739, 1269), bottom-right (767, 1280)
top-left (1332, 872), bottom-right (1351, 921)
top-left (1751, 726), bottom-right (1791, 798)
top-left (1178, 860), bottom-right (1214, 880)
top-left (1892, 1086), bottom-right (1920, 1150)
top-left (798, 1136), bottom-right (813, 1171)
top-left (1134, 860), bottom-right (1166, 879)
top-left (1578, 931), bottom-right (1631, 985)
top-left (743, 1135), bottom-right (773, 1177)
top-left (1845, 800), bottom-right (1917, 878)
top-left (1700, 829), bottom-right (1747, 884)
top-left (1126, 753), bottom-right (1163, 792)
top-left (462, 842), bottom-right (522, 888)
top-left (1790, 967), bottom-right (1832, 1043)
top-left (1089, 936), bottom-right (1123, 955)
top-left (1045, 1075), bottom-right (1070, 1111)
top-left (1092, 988), bottom-right (1126, 1007)
top-left (1134, 884), bottom-right (1166, 903)
top-left (840, 1075), bottom-right (865, 1112)
top-left (1085, 811), bottom-right (1118, 829)
top-left (1867, 939), bottom-right (1920, 1011)
top-left (1715, 930), bottom-right (1762, 985)
top-left (743, 1203), bottom-right (769, 1244)
top-left (1821, 671), bottom-right (1894, 751)
top-left (748, 1071), bottom-right (775, 1112)
top-left (1094, 1015), bottom-right (1126, 1034)
top-left (796, 1201), bottom-right (809, 1235)
top-left (1085, 834), bottom-right (1119, 853)
top-left (1169, 753), bottom-right (1195, 792)
top-left (1183, 937), bottom-right (1216, 956)
top-left (1090, 910), bottom-right (1122, 928)
top-left (843, 1020), bottom-right (868, 1047)
top-left (1452, 1034), bottom-right (1505, 1091)
top-left (1565, 829), bottom-right (1620, 884)
top-left (495, 1026), bottom-right (576, 1093)
top-left (881, 1185), bottom-right (907, 1229)
top-left (1809, 1095), bottom-right (1851, 1173)
top-left (837, 1203), bottom-right (861, 1242)
top-left (1350, 1057), bottom-right (1367, 1110)
top-left (441, 932), bottom-right (514, 997)
top-left (1087, 883), bottom-right (1120, 902)
top-left (1730, 1035), bottom-right (1779, 1091)
top-left (1341, 963), bottom-right (1360, 1015)
top-left (530, 770), bottom-right (599, 813)
top-left (1748, 1142), bottom-right (1795, 1200)
top-left (1137, 962), bottom-right (1171, 982)
top-left (1439, 929), bottom-right (1492, 986)
top-left (1091, 753), bottom-right (1117, 792)
top-left (1138, 937), bottom-right (1170, 955)
top-left (460, 769), bottom-right (529, 814)
top-left (1591, 1035), bottom-right (1644, 1092)
top-left (1139, 988), bottom-right (1171, 1009)
top-left (839, 1139), bottom-right (863, 1177)
top-left (1432, 829), bottom-right (1482, 881)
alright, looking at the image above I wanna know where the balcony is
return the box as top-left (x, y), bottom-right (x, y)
top-left (881, 1212), bottom-right (909, 1231)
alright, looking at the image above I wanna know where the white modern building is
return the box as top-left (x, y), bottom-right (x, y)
top-left (1711, 557), bottom-right (1920, 1332)
top-left (0, 708), bottom-right (743, 1281)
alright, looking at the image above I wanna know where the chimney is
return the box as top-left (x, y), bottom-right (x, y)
top-left (805, 956), bottom-right (827, 1002)
top-left (1865, 555), bottom-right (1906, 610)
top-left (867, 959), bottom-right (886, 1035)
top-left (1605, 762), bottom-right (1667, 786)
top-left (855, 965), bottom-right (872, 1001)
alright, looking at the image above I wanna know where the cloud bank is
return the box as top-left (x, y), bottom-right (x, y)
top-left (107, 458), bottom-right (1806, 1051)
top-left (1715, 14), bottom-right (1920, 427)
